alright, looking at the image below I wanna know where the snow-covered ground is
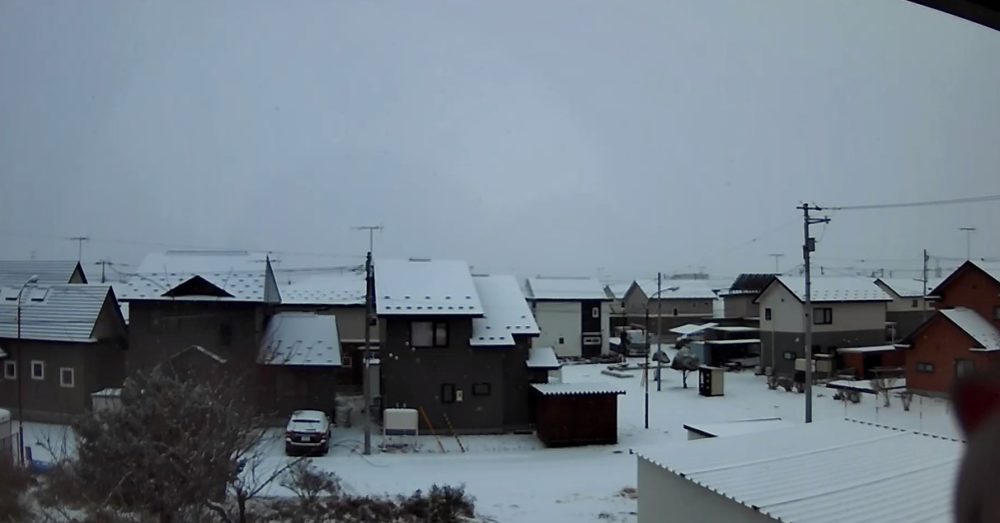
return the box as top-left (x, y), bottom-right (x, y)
top-left (17, 347), bottom-right (961, 522)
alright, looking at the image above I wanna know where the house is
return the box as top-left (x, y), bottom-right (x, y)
top-left (755, 277), bottom-right (891, 376)
top-left (603, 280), bottom-right (635, 332)
top-left (719, 273), bottom-right (775, 322)
top-left (637, 419), bottom-right (961, 523)
top-left (257, 312), bottom-right (342, 417)
top-left (525, 277), bottom-right (610, 358)
top-left (898, 261), bottom-right (1000, 395)
top-left (875, 277), bottom-right (941, 341)
top-left (377, 259), bottom-right (543, 433)
top-left (621, 279), bottom-right (721, 342)
top-left (0, 260), bottom-right (87, 287)
top-left (0, 284), bottom-right (127, 423)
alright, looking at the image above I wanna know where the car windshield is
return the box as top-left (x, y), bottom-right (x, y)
top-left (291, 419), bottom-right (320, 424)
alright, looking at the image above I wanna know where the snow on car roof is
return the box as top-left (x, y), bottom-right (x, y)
top-left (290, 410), bottom-right (327, 421)
top-left (471, 275), bottom-right (539, 346)
top-left (375, 259), bottom-right (484, 316)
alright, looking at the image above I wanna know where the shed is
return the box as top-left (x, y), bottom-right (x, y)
top-left (532, 383), bottom-right (625, 447)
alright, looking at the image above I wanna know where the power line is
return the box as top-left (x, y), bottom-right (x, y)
top-left (825, 194), bottom-right (1000, 211)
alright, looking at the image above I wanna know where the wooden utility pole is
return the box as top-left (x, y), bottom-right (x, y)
top-left (656, 272), bottom-right (662, 392)
top-left (922, 249), bottom-right (930, 322)
top-left (362, 252), bottom-right (374, 455)
top-left (799, 203), bottom-right (830, 424)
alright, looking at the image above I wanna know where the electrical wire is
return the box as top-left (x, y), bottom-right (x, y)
top-left (825, 194), bottom-right (1000, 211)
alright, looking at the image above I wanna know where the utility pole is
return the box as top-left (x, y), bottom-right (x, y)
top-left (353, 225), bottom-right (383, 255)
top-left (799, 203), bottom-right (830, 424)
top-left (922, 249), bottom-right (929, 322)
top-left (95, 260), bottom-right (113, 283)
top-left (644, 304), bottom-right (650, 430)
top-left (66, 236), bottom-right (90, 262)
top-left (362, 252), bottom-right (375, 455)
top-left (768, 253), bottom-right (784, 274)
top-left (959, 227), bottom-right (976, 260)
top-left (656, 272), bottom-right (662, 392)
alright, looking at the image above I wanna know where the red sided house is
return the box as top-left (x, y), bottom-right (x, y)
top-left (899, 261), bottom-right (1000, 395)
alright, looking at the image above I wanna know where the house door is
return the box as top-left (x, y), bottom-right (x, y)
top-left (955, 358), bottom-right (975, 379)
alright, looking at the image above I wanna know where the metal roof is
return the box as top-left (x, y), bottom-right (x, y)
top-left (277, 273), bottom-right (366, 306)
top-left (375, 259), bottom-right (483, 316)
top-left (526, 346), bottom-right (561, 369)
top-left (940, 307), bottom-right (1000, 350)
top-left (875, 277), bottom-right (943, 298)
top-left (669, 323), bottom-right (718, 336)
top-left (0, 260), bottom-right (84, 287)
top-left (638, 419), bottom-right (962, 523)
top-left (526, 277), bottom-right (610, 301)
top-left (604, 281), bottom-right (636, 300)
top-left (771, 276), bottom-right (892, 303)
top-left (722, 273), bottom-right (777, 296)
top-left (118, 251), bottom-right (276, 303)
top-left (258, 312), bottom-right (341, 366)
top-left (470, 275), bottom-right (539, 346)
top-left (0, 284), bottom-right (113, 342)
top-left (531, 383), bottom-right (626, 396)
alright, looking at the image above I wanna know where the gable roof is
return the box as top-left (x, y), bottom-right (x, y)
top-left (640, 279), bottom-right (720, 300)
top-left (277, 273), bottom-right (366, 306)
top-left (258, 312), bottom-right (342, 366)
top-left (375, 259), bottom-right (483, 316)
top-left (940, 308), bottom-right (1000, 351)
top-left (470, 275), bottom-right (539, 347)
top-left (0, 284), bottom-right (116, 342)
top-left (756, 276), bottom-right (891, 304)
top-left (604, 281), bottom-right (635, 300)
top-left (929, 260), bottom-right (1000, 297)
top-left (118, 250), bottom-right (279, 303)
top-left (0, 260), bottom-right (86, 287)
top-left (875, 277), bottom-right (943, 299)
top-left (638, 419), bottom-right (961, 523)
top-left (526, 277), bottom-right (609, 301)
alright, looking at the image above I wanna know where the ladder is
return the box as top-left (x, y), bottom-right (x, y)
top-left (441, 411), bottom-right (466, 453)
top-left (418, 406), bottom-right (446, 453)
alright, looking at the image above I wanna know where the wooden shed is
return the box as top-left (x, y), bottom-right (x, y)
top-left (532, 383), bottom-right (625, 447)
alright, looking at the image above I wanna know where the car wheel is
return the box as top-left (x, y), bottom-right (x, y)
top-left (285, 445), bottom-right (296, 457)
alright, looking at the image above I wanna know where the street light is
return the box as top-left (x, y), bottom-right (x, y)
top-left (16, 274), bottom-right (38, 466)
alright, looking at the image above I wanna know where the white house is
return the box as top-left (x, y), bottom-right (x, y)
top-left (525, 277), bottom-right (611, 358)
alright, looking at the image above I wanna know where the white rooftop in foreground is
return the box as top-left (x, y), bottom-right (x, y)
top-left (774, 276), bottom-right (892, 303)
top-left (940, 307), bottom-right (1000, 350)
top-left (639, 419), bottom-right (962, 523)
top-left (471, 275), bottom-right (539, 346)
top-left (258, 312), bottom-right (341, 366)
top-left (526, 276), bottom-right (609, 301)
top-left (375, 259), bottom-right (483, 316)
top-left (682, 417), bottom-right (792, 438)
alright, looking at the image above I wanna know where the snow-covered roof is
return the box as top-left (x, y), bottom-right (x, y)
top-left (259, 312), bottom-right (341, 366)
top-left (0, 260), bottom-right (84, 287)
top-left (638, 419), bottom-right (961, 523)
top-left (669, 323), bottom-right (718, 336)
top-left (940, 307), bottom-right (1000, 351)
top-left (278, 273), bottom-right (366, 306)
top-left (704, 338), bottom-right (760, 345)
top-left (970, 260), bottom-right (1000, 285)
top-left (604, 281), bottom-right (634, 300)
top-left (375, 259), bottom-right (483, 316)
top-left (526, 346), bottom-right (561, 369)
top-left (683, 417), bottom-right (792, 438)
top-left (526, 277), bottom-right (609, 301)
top-left (118, 250), bottom-right (277, 303)
top-left (0, 284), bottom-right (114, 342)
top-left (836, 345), bottom-right (898, 354)
top-left (875, 278), bottom-right (942, 299)
top-left (710, 326), bottom-right (758, 333)
top-left (639, 279), bottom-right (721, 300)
top-left (531, 383), bottom-right (626, 396)
top-left (470, 275), bottom-right (539, 346)
top-left (769, 276), bottom-right (891, 303)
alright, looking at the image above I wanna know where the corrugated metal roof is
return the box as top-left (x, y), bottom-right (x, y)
top-left (526, 346), bottom-right (561, 369)
top-left (775, 276), bottom-right (892, 303)
top-left (940, 307), bottom-right (1000, 350)
top-left (0, 284), bottom-right (112, 342)
top-left (639, 420), bottom-right (961, 523)
top-left (470, 275), bottom-right (539, 346)
top-left (0, 260), bottom-right (83, 287)
top-left (683, 418), bottom-right (792, 438)
top-left (526, 277), bottom-right (609, 301)
top-left (669, 323), bottom-right (718, 336)
top-left (118, 251), bottom-right (275, 302)
top-left (531, 383), bottom-right (626, 396)
top-left (375, 259), bottom-right (483, 316)
top-left (258, 312), bottom-right (341, 366)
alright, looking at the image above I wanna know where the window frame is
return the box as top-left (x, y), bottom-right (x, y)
top-left (472, 382), bottom-right (491, 397)
top-left (911, 299), bottom-right (919, 308)
top-left (3, 360), bottom-right (16, 380)
top-left (440, 383), bottom-right (456, 404)
top-left (59, 367), bottom-right (75, 388)
top-left (916, 362), bottom-right (935, 374)
top-left (411, 321), bottom-right (449, 348)
top-left (813, 307), bottom-right (833, 325)
top-left (30, 360), bottom-right (44, 381)
top-left (783, 351), bottom-right (796, 361)
top-left (764, 308), bottom-right (772, 321)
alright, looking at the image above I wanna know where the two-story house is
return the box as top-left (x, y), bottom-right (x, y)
top-left (377, 259), bottom-right (544, 433)
top-left (899, 261), bottom-right (1000, 395)
top-left (525, 277), bottom-right (610, 358)
top-left (720, 273), bottom-right (775, 323)
top-left (0, 284), bottom-right (127, 422)
top-left (755, 276), bottom-right (891, 376)
top-left (875, 277), bottom-right (941, 341)
top-left (621, 279), bottom-right (721, 342)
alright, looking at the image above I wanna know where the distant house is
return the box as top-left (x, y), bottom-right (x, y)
top-left (0, 284), bottom-right (127, 422)
top-left (603, 281), bottom-right (635, 332)
top-left (525, 277), bottom-right (611, 358)
top-left (720, 274), bottom-right (775, 322)
top-left (755, 277), bottom-right (891, 376)
top-left (0, 260), bottom-right (87, 286)
top-left (621, 279), bottom-right (721, 341)
top-left (257, 312), bottom-right (342, 417)
top-left (377, 260), bottom-right (543, 433)
top-left (874, 277), bottom-right (941, 341)
top-left (898, 261), bottom-right (1000, 395)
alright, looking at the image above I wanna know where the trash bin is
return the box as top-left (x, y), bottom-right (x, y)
top-left (699, 365), bottom-right (725, 397)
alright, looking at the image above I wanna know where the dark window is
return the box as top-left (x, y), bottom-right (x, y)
top-left (672, 308), bottom-right (678, 316)
top-left (440, 383), bottom-right (456, 404)
top-left (558, 337), bottom-right (565, 345)
top-left (956, 359), bottom-right (975, 378)
top-left (591, 306), bottom-right (599, 318)
top-left (3, 360), bottom-right (15, 380)
top-left (813, 308), bottom-right (833, 325)
top-left (411, 321), bottom-right (449, 348)
top-left (916, 362), bottom-right (935, 373)
top-left (765, 308), bottom-right (772, 321)
top-left (30, 360), bottom-right (44, 380)
top-left (783, 351), bottom-right (796, 361)
top-left (219, 323), bottom-right (233, 346)
top-left (59, 367), bottom-right (75, 388)
top-left (911, 299), bottom-right (919, 308)
top-left (472, 383), bottom-right (491, 396)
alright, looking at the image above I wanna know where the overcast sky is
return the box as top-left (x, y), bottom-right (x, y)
top-left (1, 0), bottom-right (998, 281)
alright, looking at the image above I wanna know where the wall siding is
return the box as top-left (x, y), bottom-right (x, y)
top-left (905, 317), bottom-right (1000, 394)
top-left (532, 302), bottom-right (583, 358)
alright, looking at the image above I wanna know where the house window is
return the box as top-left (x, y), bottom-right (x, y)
top-left (3, 360), bottom-right (15, 380)
top-left (955, 359), bottom-right (975, 378)
top-left (813, 308), bottom-right (833, 325)
top-left (558, 337), bottom-right (565, 345)
top-left (411, 321), bottom-right (449, 348)
top-left (440, 383), bottom-right (456, 404)
top-left (341, 355), bottom-right (353, 367)
top-left (672, 308), bottom-right (678, 316)
top-left (916, 362), bottom-right (935, 373)
top-left (59, 367), bottom-right (75, 388)
top-left (911, 299), bottom-right (919, 308)
top-left (472, 383), bottom-right (491, 396)
top-left (30, 360), bottom-right (44, 380)
top-left (592, 306), bottom-right (599, 319)
top-left (783, 351), bottom-right (796, 361)
top-left (765, 308), bottom-right (772, 321)
top-left (219, 323), bottom-right (233, 346)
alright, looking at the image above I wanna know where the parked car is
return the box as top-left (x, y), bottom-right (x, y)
top-left (285, 409), bottom-right (331, 456)
top-left (611, 329), bottom-right (648, 356)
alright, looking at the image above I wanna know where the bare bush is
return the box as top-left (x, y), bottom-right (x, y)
top-left (0, 456), bottom-right (32, 522)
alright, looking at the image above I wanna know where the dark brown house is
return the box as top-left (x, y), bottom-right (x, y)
top-left (257, 311), bottom-right (342, 417)
top-left (0, 284), bottom-right (127, 423)
top-left (377, 260), bottom-right (545, 434)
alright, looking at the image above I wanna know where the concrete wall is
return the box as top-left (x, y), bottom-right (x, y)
top-left (532, 301), bottom-right (583, 358)
top-left (905, 315), bottom-right (1000, 394)
top-left (638, 457), bottom-right (775, 523)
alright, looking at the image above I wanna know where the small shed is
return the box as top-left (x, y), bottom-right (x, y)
top-left (532, 383), bottom-right (625, 447)
top-left (91, 388), bottom-right (122, 413)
